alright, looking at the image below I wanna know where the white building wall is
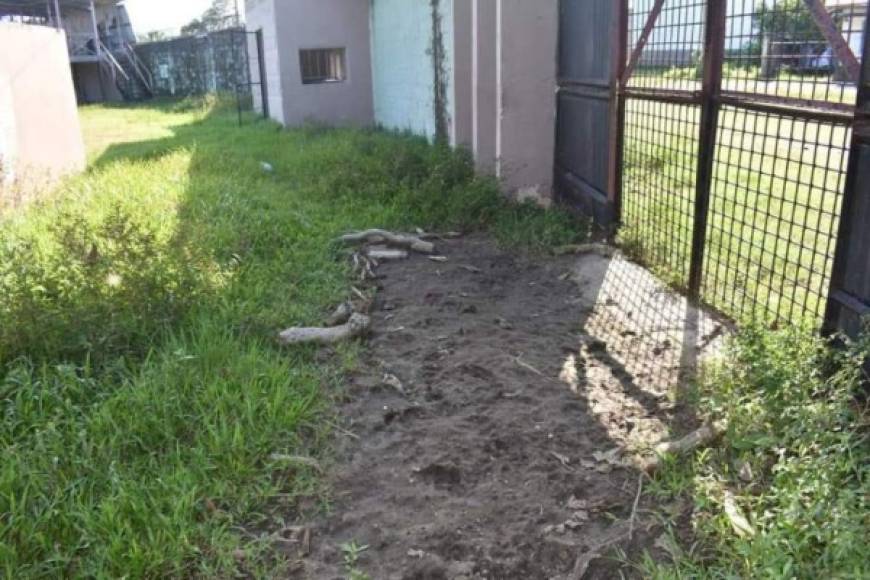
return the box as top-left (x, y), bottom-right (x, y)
top-left (370, 0), bottom-right (454, 141)
top-left (246, 0), bottom-right (285, 124)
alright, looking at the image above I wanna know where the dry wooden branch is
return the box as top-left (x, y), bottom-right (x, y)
top-left (639, 420), bottom-right (727, 473)
top-left (415, 231), bottom-right (461, 240)
top-left (339, 229), bottom-right (436, 254)
top-left (279, 313), bottom-right (371, 346)
top-left (325, 302), bottom-right (353, 327)
top-left (367, 247), bottom-right (409, 261)
top-left (566, 520), bottom-right (634, 580)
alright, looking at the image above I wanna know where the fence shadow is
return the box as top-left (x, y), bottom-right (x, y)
top-left (561, 251), bottom-right (726, 452)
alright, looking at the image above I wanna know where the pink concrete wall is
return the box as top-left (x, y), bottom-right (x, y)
top-left (275, 0), bottom-right (373, 126)
top-left (497, 0), bottom-right (558, 204)
top-left (0, 23), bottom-right (85, 193)
top-left (247, 0), bottom-right (374, 127)
top-left (458, 0), bottom-right (558, 204)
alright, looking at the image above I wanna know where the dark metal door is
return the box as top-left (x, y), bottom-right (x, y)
top-left (555, 0), bottom-right (625, 226)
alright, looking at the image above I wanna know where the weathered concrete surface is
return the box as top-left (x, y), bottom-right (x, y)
top-left (72, 61), bottom-right (124, 104)
top-left (135, 28), bottom-right (249, 98)
top-left (0, 23), bottom-right (85, 203)
top-left (473, 0), bottom-right (499, 173)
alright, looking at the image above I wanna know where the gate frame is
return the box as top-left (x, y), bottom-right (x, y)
top-left (233, 28), bottom-right (269, 127)
top-left (608, 0), bottom-right (870, 329)
top-left (824, 18), bottom-right (870, 334)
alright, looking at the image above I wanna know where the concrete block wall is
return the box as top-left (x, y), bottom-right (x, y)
top-left (496, 0), bottom-right (558, 205)
top-left (245, 0), bottom-right (557, 203)
top-left (135, 29), bottom-right (249, 98)
top-left (247, 0), bottom-right (373, 127)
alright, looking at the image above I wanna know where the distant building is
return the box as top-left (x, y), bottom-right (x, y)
top-left (828, 0), bottom-right (867, 58)
top-left (246, 0), bottom-right (558, 204)
top-left (0, 0), bottom-right (153, 103)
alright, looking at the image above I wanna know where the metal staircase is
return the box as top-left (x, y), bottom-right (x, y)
top-left (98, 41), bottom-right (153, 102)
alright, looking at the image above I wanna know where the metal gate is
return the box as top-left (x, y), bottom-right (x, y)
top-left (555, 0), bottom-right (623, 225)
top-left (234, 28), bottom-right (269, 126)
top-left (558, 0), bottom-right (870, 328)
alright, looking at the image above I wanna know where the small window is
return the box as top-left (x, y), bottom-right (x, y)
top-left (299, 48), bottom-right (346, 84)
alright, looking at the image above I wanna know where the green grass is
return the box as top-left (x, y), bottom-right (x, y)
top-left (0, 98), bottom-right (588, 577)
top-left (641, 327), bottom-right (870, 579)
top-left (618, 97), bottom-right (848, 325)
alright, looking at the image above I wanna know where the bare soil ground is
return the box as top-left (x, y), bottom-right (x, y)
top-left (294, 236), bottom-right (725, 579)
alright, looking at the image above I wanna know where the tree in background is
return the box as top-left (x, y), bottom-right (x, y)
top-left (139, 30), bottom-right (168, 43)
top-left (754, 0), bottom-right (831, 77)
top-left (181, 0), bottom-right (237, 37)
top-left (755, 0), bottom-right (826, 44)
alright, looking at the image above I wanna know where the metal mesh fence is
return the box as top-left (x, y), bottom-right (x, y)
top-left (702, 106), bottom-right (850, 322)
top-left (619, 0), bottom-right (863, 326)
top-left (627, 0), bottom-right (707, 92)
top-left (622, 99), bottom-right (700, 288)
top-left (723, 0), bottom-right (864, 107)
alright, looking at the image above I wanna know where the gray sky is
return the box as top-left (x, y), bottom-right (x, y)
top-left (124, 0), bottom-right (216, 35)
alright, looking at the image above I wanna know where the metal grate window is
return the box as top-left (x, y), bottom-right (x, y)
top-left (299, 48), bottom-right (346, 85)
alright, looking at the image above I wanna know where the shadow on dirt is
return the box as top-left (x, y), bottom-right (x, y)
top-left (298, 237), bottom-right (727, 579)
top-left (88, 105), bottom-right (726, 578)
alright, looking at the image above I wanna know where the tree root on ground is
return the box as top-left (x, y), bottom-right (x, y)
top-left (279, 313), bottom-right (371, 346)
top-left (338, 229), bottom-right (436, 254)
top-left (637, 420), bottom-right (728, 474)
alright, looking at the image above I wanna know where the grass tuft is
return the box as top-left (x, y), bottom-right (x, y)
top-left (0, 97), bottom-right (586, 576)
top-left (644, 326), bottom-right (870, 579)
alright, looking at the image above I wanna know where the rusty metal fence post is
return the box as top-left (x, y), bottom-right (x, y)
top-left (609, 0), bottom-right (630, 227)
top-left (823, 11), bottom-right (870, 337)
top-left (688, 0), bottom-right (727, 298)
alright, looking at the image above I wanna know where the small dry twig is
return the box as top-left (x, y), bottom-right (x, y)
top-left (268, 454), bottom-right (324, 473)
top-left (566, 521), bottom-right (633, 580)
top-left (552, 243), bottom-right (617, 258)
top-left (367, 247), bottom-right (409, 261)
top-left (629, 473), bottom-right (644, 540)
top-left (326, 420), bottom-right (361, 440)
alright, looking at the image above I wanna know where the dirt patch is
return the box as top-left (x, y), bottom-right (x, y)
top-left (295, 236), bottom-right (725, 579)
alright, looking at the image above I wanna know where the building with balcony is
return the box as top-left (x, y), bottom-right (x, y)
top-left (0, 0), bottom-right (153, 103)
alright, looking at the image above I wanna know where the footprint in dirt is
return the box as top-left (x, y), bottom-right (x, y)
top-left (416, 463), bottom-right (462, 491)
